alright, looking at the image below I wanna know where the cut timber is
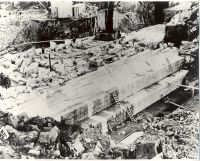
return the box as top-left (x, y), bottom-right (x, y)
top-left (9, 48), bottom-right (184, 122)
top-left (81, 70), bottom-right (188, 133)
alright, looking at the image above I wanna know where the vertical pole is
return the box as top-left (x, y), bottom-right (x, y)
top-left (49, 54), bottom-right (52, 71)
top-left (191, 89), bottom-right (194, 97)
top-left (42, 47), bottom-right (45, 54)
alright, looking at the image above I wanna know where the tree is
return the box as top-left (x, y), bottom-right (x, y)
top-left (105, 1), bottom-right (115, 33)
top-left (136, 1), bottom-right (169, 25)
top-left (137, 2), bottom-right (155, 26)
top-left (153, 2), bottom-right (169, 24)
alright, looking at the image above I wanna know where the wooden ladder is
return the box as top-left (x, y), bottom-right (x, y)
top-left (126, 105), bottom-right (135, 122)
top-left (112, 92), bottom-right (135, 122)
top-left (112, 92), bottom-right (121, 106)
top-left (108, 124), bottom-right (113, 133)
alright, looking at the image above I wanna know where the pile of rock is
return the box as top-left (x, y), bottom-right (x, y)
top-left (0, 109), bottom-right (143, 159)
top-left (0, 110), bottom-right (81, 159)
top-left (0, 109), bottom-right (134, 159)
top-left (0, 33), bottom-right (155, 90)
top-left (163, 2), bottom-right (199, 47)
top-left (134, 97), bottom-right (199, 159)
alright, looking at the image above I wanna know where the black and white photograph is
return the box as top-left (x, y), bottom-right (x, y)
top-left (0, 0), bottom-right (199, 159)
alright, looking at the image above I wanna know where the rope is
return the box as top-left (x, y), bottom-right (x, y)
top-left (167, 100), bottom-right (187, 110)
top-left (166, 82), bottom-right (199, 90)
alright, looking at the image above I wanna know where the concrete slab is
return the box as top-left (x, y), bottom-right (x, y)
top-left (9, 48), bottom-right (184, 121)
top-left (81, 70), bottom-right (188, 133)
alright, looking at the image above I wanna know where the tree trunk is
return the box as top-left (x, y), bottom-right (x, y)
top-left (153, 2), bottom-right (169, 24)
top-left (11, 2), bottom-right (14, 10)
top-left (105, 2), bottom-right (114, 33)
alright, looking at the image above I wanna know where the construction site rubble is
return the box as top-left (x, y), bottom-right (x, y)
top-left (0, 92), bottom-right (198, 159)
top-left (132, 95), bottom-right (199, 159)
top-left (0, 24), bottom-right (170, 112)
top-left (0, 1), bottom-right (199, 159)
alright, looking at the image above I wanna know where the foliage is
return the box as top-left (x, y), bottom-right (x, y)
top-left (16, 1), bottom-right (50, 10)
top-left (136, 2), bottom-right (155, 26)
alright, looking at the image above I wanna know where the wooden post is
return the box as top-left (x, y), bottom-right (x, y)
top-left (49, 54), bottom-right (52, 71)
top-left (42, 47), bottom-right (45, 54)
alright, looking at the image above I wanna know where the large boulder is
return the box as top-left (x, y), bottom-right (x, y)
top-left (4, 125), bottom-right (39, 145)
top-left (72, 134), bottom-right (85, 155)
top-left (49, 126), bottom-right (60, 142)
top-left (50, 41), bottom-right (57, 50)
top-left (88, 47), bottom-right (102, 56)
top-left (38, 59), bottom-right (49, 67)
top-left (63, 59), bottom-right (73, 67)
top-left (94, 141), bottom-right (103, 155)
top-left (26, 77), bottom-right (37, 84)
top-left (53, 63), bottom-right (66, 75)
top-left (0, 145), bottom-right (18, 159)
top-left (15, 58), bottom-right (24, 67)
top-left (2, 61), bottom-right (11, 69)
top-left (25, 62), bottom-right (39, 76)
top-left (34, 48), bottom-right (42, 55)
top-left (20, 57), bottom-right (34, 73)
top-left (82, 152), bottom-right (96, 160)
top-left (77, 67), bottom-right (87, 76)
top-left (17, 112), bottom-right (29, 123)
top-left (56, 44), bottom-right (66, 51)
top-left (38, 68), bottom-right (50, 78)
top-left (76, 59), bottom-right (88, 67)
top-left (7, 114), bottom-right (20, 129)
top-left (38, 126), bottom-right (60, 144)
top-left (108, 44), bottom-right (123, 55)
top-left (0, 110), bottom-right (7, 118)
top-left (10, 64), bottom-right (18, 72)
top-left (28, 148), bottom-right (40, 156)
top-left (135, 142), bottom-right (157, 159)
